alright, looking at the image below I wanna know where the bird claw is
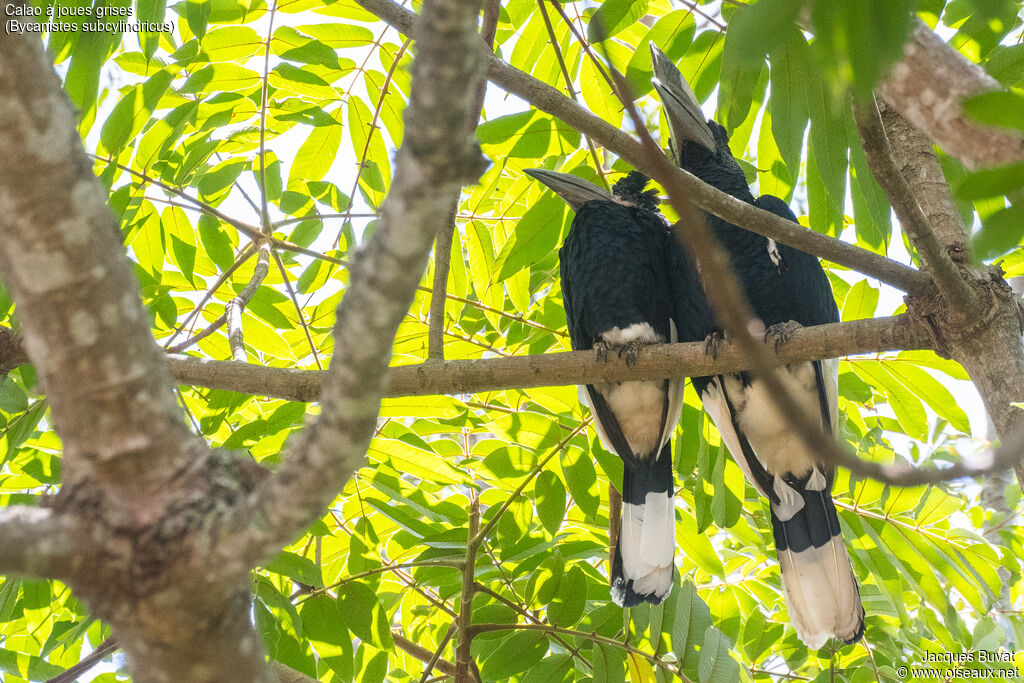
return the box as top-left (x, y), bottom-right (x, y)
top-left (618, 341), bottom-right (645, 367)
top-left (704, 330), bottom-right (729, 360)
top-left (594, 340), bottom-right (648, 366)
top-left (764, 320), bottom-right (802, 352)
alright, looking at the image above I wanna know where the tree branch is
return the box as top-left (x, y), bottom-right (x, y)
top-left (220, 0), bottom-right (490, 571)
top-left (454, 496), bottom-right (481, 683)
top-left (46, 637), bottom-right (120, 683)
top-left (0, 506), bottom-right (74, 579)
top-left (394, 631), bottom-right (458, 677)
top-left (352, 0), bottom-right (933, 296)
top-left (852, 96), bottom-right (977, 313)
top-left (163, 315), bottom-right (928, 401)
top-left (876, 100), bottom-right (970, 258)
top-left (877, 18), bottom-right (1024, 170)
top-left (0, 21), bottom-right (201, 495)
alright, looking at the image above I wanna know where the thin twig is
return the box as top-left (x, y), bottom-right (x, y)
top-left (271, 249), bottom-right (322, 369)
top-left (418, 622), bottom-right (458, 683)
top-left (473, 582), bottom-right (592, 672)
top-left (394, 631), bottom-right (458, 676)
top-left (46, 637), bottom-right (119, 683)
top-left (164, 242), bottom-right (258, 351)
top-left (227, 242), bottom-right (272, 362)
top-left (454, 495), bottom-right (481, 683)
top-left (258, 1), bottom-right (279, 236)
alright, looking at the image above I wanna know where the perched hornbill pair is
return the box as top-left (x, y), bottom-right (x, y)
top-left (524, 46), bottom-right (865, 649)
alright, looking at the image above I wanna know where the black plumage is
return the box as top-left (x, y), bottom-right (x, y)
top-left (527, 168), bottom-right (697, 606)
top-left (651, 46), bottom-right (864, 648)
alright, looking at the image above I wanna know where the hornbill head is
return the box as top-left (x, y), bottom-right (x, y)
top-left (523, 168), bottom-right (612, 211)
top-left (649, 44), bottom-right (716, 155)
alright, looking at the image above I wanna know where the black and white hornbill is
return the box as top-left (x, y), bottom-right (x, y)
top-left (524, 168), bottom-right (698, 607)
top-left (650, 45), bottom-right (865, 649)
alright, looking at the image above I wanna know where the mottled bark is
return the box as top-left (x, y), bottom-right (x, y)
top-left (875, 101), bottom-right (1024, 486)
top-left (0, 17), bottom-right (201, 499)
top-left (877, 101), bottom-right (970, 259)
top-left (0, 506), bottom-right (74, 578)
top-left (878, 19), bottom-right (1024, 170)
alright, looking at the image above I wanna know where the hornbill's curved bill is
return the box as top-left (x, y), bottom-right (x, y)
top-left (649, 44), bottom-right (866, 650)
top-left (523, 168), bottom-right (613, 210)
top-left (525, 168), bottom-right (686, 607)
top-left (649, 45), bottom-right (716, 155)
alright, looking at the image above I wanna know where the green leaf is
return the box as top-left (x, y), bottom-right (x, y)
top-left (710, 445), bottom-right (742, 529)
top-left (769, 31), bottom-right (810, 177)
top-left (741, 609), bottom-right (782, 662)
top-left (100, 69), bottom-right (174, 154)
top-left (718, 25), bottom-right (766, 131)
top-left (974, 204), bottom-right (1024, 260)
top-left (881, 362), bottom-right (971, 433)
top-left (265, 551), bottom-right (322, 587)
top-left (535, 469), bottom-right (567, 535)
top-left (591, 642), bottom-right (627, 683)
top-left (852, 360), bottom-right (928, 441)
top-left (727, 0), bottom-right (804, 62)
top-left (806, 61), bottom-right (850, 218)
top-left (0, 378), bottom-right (28, 414)
top-left (842, 279), bottom-right (879, 321)
top-left (299, 595), bottom-right (353, 679)
top-left (963, 90), bottom-right (1024, 131)
top-left (492, 193), bottom-right (569, 281)
top-left (560, 447), bottom-right (600, 521)
top-left (698, 626), bottom-right (740, 683)
top-left (522, 653), bottom-right (574, 683)
top-left (336, 582), bottom-right (394, 650)
top-left (587, 0), bottom-right (649, 43)
top-left (956, 162), bottom-right (1024, 200)
top-left (186, 0), bottom-right (211, 40)
top-left (288, 111), bottom-right (343, 191)
top-left (197, 215), bottom-right (236, 271)
top-left (480, 630), bottom-right (548, 679)
top-left (672, 580), bottom-right (712, 675)
top-left (547, 564), bottom-right (587, 627)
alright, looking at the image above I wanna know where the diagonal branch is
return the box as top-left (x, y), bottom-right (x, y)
top-left (353, 0), bottom-right (933, 296)
top-left (852, 96), bottom-right (977, 314)
top-left (876, 101), bottom-right (970, 256)
top-left (0, 506), bottom-right (75, 579)
top-left (0, 25), bottom-right (202, 494)
top-left (216, 0), bottom-right (490, 572)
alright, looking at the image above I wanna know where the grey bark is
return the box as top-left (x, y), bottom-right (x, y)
top-left (874, 103), bottom-right (1024, 486)
top-left (878, 19), bottom-right (1024, 170)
